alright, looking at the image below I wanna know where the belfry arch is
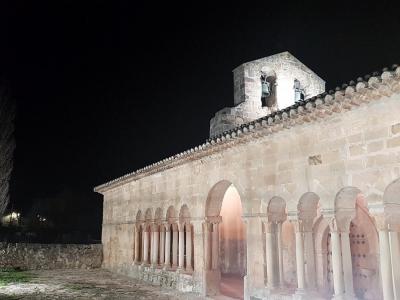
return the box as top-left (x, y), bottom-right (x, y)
top-left (204, 180), bottom-right (246, 299)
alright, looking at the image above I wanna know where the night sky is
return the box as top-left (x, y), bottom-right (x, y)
top-left (0, 2), bottom-right (399, 236)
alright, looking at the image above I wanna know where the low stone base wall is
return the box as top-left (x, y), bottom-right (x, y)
top-left (0, 243), bottom-right (102, 270)
top-left (109, 263), bottom-right (196, 293)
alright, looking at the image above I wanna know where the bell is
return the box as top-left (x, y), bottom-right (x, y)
top-left (262, 81), bottom-right (270, 97)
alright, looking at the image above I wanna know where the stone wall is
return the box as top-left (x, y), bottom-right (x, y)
top-left (0, 243), bottom-right (102, 270)
top-left (96, 66), bottom-right (400, 299)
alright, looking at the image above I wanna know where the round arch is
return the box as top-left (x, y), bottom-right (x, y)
top-left (334, 186), bottom-right (362, 211)
top-left (383, 178), bottom-right (400, 204)
top-left (205, 180), bottom-right (236, 217)
top-left (166, 206), bottom-right (177, 223)
top-left (383, 177), bottom-right (400, 224)
top-left (145, 208), bottom-right (153, 222)
top-left (267, 196), bottom-right (286, 222)
top-left (179, 204), bottom-right (190, 224)
top-left (297, 192), bottom-right (320, 220)
top-left (204, 180), bottom-right (246, 299)
top-left (136, 210), bottom-right (144, 223)
top-left (154, 207), bottom-right (163, 222)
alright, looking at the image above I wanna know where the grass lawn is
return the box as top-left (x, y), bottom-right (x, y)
top-left (0, 268), bottom-right (35, 286)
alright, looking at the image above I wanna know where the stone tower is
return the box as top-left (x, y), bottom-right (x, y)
top-left (209, 51), bottom-right (325, 137)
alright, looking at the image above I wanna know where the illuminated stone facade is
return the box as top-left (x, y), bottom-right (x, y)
top-left (95, 53), bottom-right (400, 300)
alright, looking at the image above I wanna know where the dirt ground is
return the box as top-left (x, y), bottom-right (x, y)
top-left (0, 268), bottom-right (205, 299)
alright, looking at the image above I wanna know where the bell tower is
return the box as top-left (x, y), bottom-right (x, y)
top-left (209, 51), bottom-right (325, 137)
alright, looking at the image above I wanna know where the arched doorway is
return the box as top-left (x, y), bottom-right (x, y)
top-left (204, 180), bottom-right (246, 299)
top-left (349, 197), bottom-right (380, 299)
top-left (324, 189), bottom-right (381, 299)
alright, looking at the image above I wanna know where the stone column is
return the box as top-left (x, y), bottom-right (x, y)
top-left (242, 215), bottom-right (265, 299)
top-left (141, 225), bottom-right (145, 262)
top-left (376, 217), bottom-right (394, 300)
top-left (339, 218), bottom-right (355, 299)
top-left (293, 220), bottom-right (305, 292)
top-left (186, 224), bottom-right (193, 272)
top-left (172, 224), bottom-right (178, 268)
top-left (151, 224), bottom-right (159, 266)
top-left (265, 221), bottom-right (277, 289)
top-left (303, 220), bottom-right (316, 290)
top-left (143, 225), bottom-right (150, 265)
top-left (389, 224), bottom-right (400, 300)
top-left (329, 218), bottom-right (345, 298)
top-left (178, 223), bottom-right (185, 270)
top-left (134, 225), bottom-right (140, 264)
top-left (159, 226), bottom-right (165, 266)
top-left (204, 222), bottom-right (212, 270)
top-left (164, 224), bottom-right (171, 268)
top-left (211, 222), bottom-right (219, 270)
top-left (276, 221), bottom-right (284, 287)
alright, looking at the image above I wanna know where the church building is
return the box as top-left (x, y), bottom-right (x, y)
top-left (95, 52), bottom-right (400, 300)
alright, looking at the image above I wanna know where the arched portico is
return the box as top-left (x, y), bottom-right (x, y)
top-left (204, 180), bottom-right (246, 299)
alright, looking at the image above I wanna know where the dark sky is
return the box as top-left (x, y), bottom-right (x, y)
top-left (0, 1), bottom-right (399, 232)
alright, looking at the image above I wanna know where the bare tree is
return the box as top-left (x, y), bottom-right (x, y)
top-left (0, 85), bottom-right (15, 216)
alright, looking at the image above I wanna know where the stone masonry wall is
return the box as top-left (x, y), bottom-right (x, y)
top-left (0, 243), bottom-right (102, 270)
top-left (100, 88), bottom-right (400, 297)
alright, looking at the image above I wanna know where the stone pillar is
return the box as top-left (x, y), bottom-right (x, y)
top-left (159, 227), bottom-right (165, 266)
top-left (389, 224), bottom-right (400, 300)
top-left (151, 224), bottom-right (159, 266)
top-left (143, 225), bottom-right (150, 265)
top-left (303, 220), bottom-right (316, 290)
top-left (204, 222), bottom-right (212, 270)
top-left (134, 225), bottom-right (140, 264)
top-left (339, 219), bottom-right (355, 299)
top-left (276, 221), bottom-right (284, 287)
top-left (178, 223), bottom-right (185, 270)
top-left (164, 224), bottom-right (171, 268)
top-left (265, 221), bottom-right (277, 289)
top-left (203, 218), bottom-right (221, 297)
top-left (172, 224), bottom-right (178, 268)
top-left (211, 222), bottom-right (219, 270)
top-left (243, 215), bottom-right (265, 300)
top-left (186, 224), bottom-right (193, 272)
top-left (329, 218), bottom-right (345, 298)
top-left (293, 220), bottom-right (305, 292)
top-left (376, 218), bottom-right (394, 300)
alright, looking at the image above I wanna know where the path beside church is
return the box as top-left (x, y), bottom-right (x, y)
top-left (0, 268), bottom-right (207, 299)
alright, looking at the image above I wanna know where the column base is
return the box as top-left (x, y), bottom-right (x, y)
top-left (331, 293), bottom-right (346, 300)
top-left (291, 288), bottom-right (307, 300)
top-left (150, 263), bottom-right (158, 269)
top-left (203, 269), bottom-right (220, 296)
top-left (343, 293), bottom-right (357, 300)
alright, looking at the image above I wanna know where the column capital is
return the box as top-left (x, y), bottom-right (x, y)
top-left (328, 217), bottom-right (339, 233)
top-left (302, 219), bottom-right (314, 232)
top-left (178, 222), bottom-right (185, 232)
top-left (151, 222), bottom-right (160, 231)
top-left (336, 215), bottom-right (353, 233)
top-left (289, 218), bottom-right (303, 233)
top-left (163, 223), bottom-right (171, 232)
top-left (264, 221), bottom-right (275, 233)
top-left (373, 214), bottom-right (389, 231)
top-left (203, 221), bottom-right (213, 231)
top-left (388, 223), bottom-right (400, 232)
top-left (206, 215), bottom-right (222, 224)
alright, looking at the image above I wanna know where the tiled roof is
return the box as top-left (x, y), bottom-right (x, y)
top-left (94, 64), bottom-right (400, 193)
